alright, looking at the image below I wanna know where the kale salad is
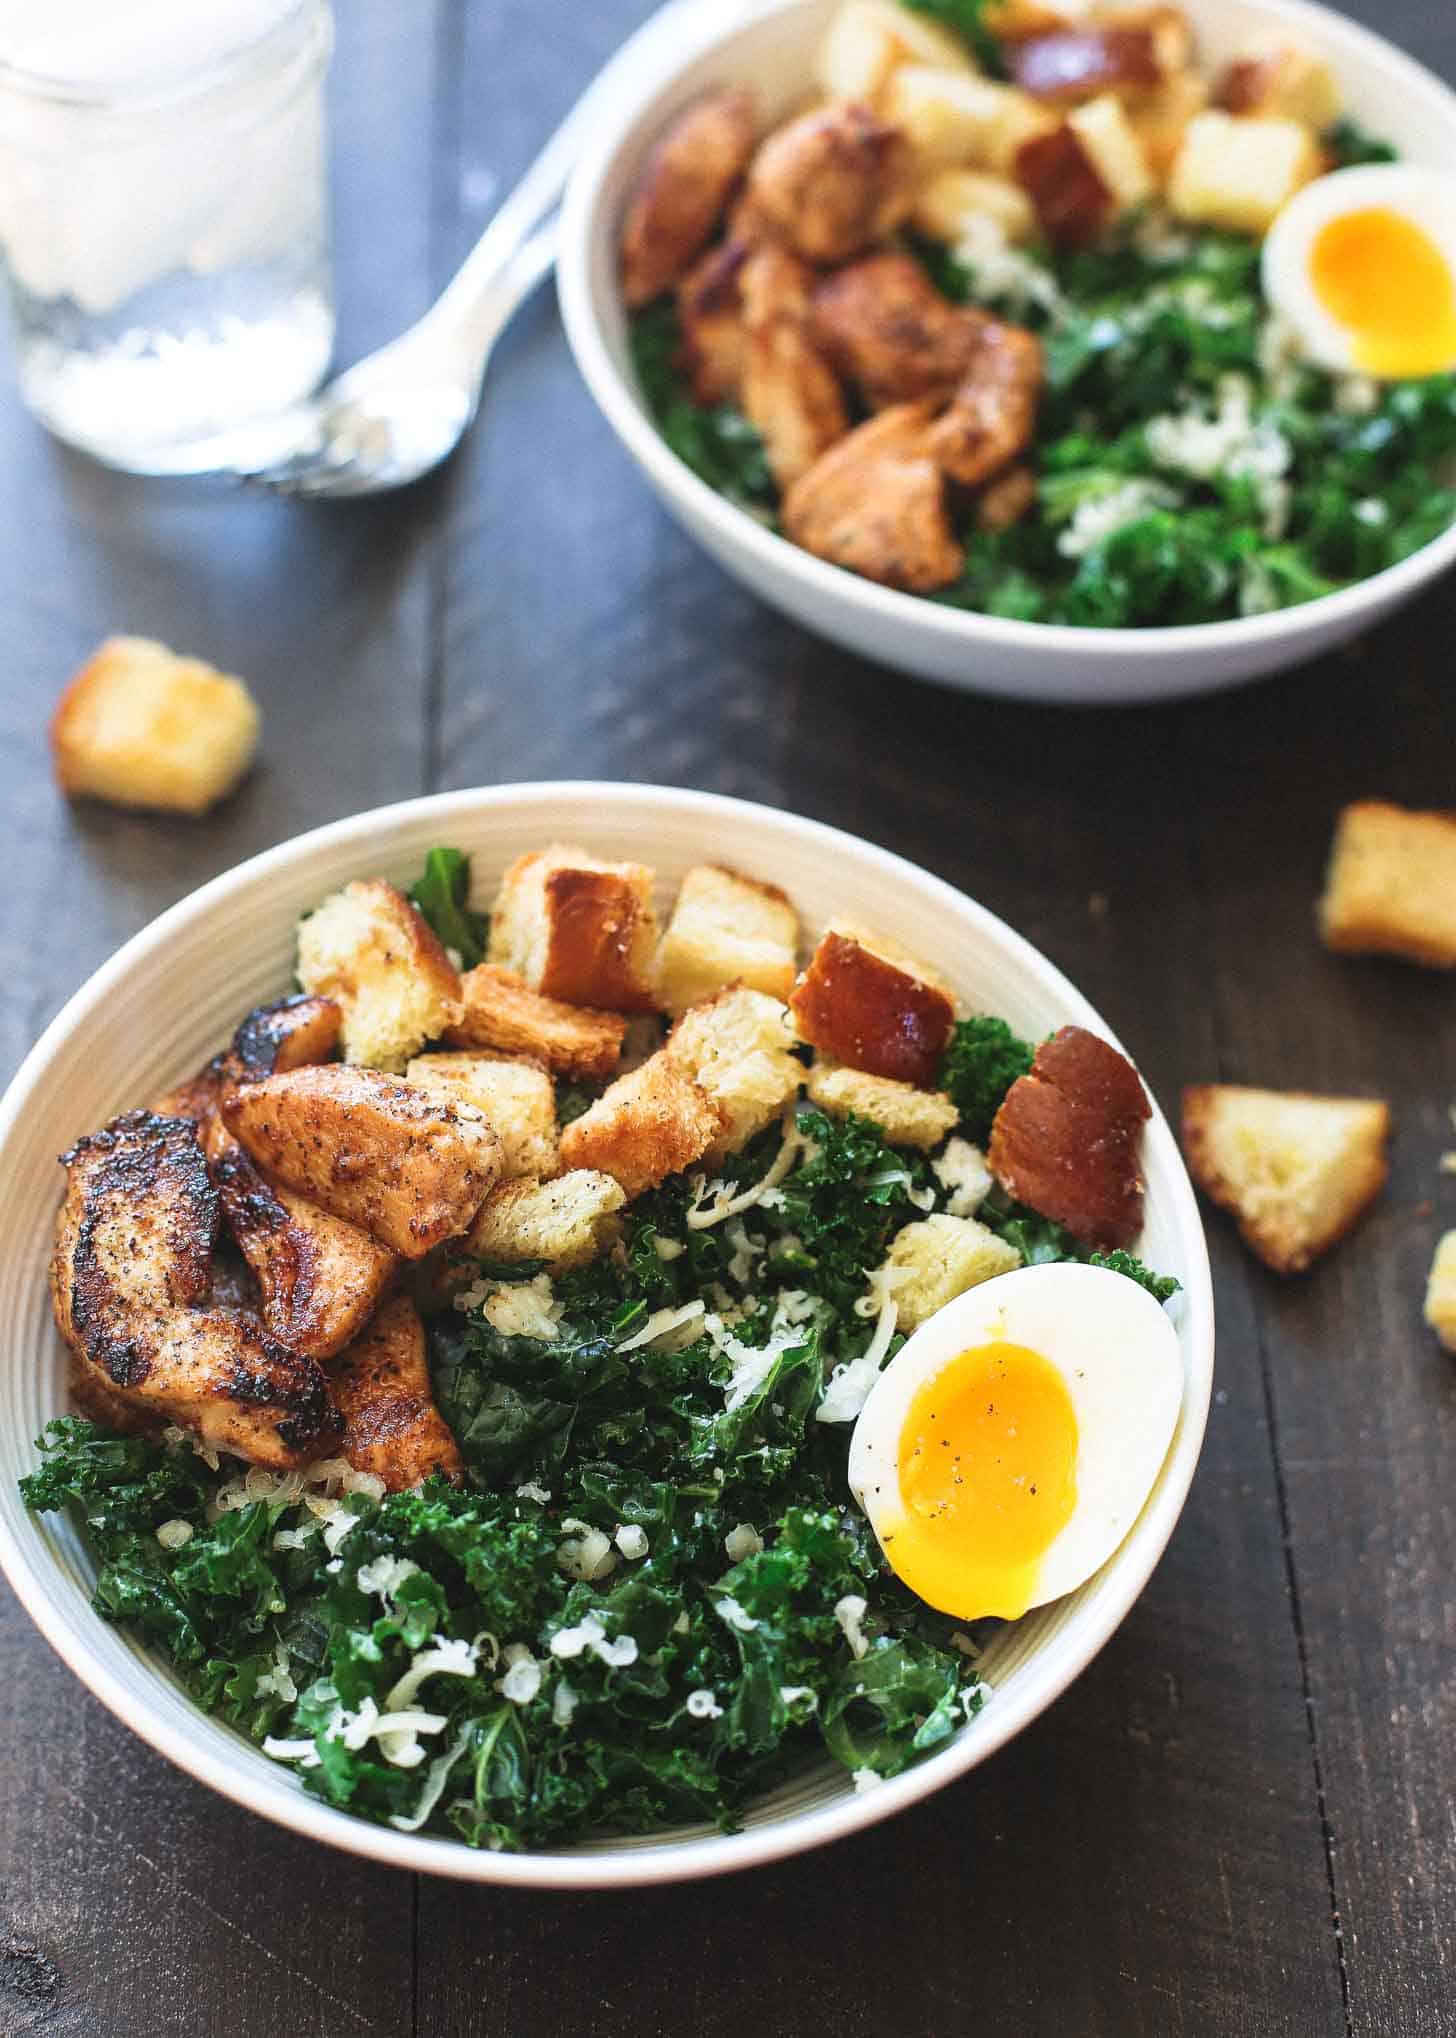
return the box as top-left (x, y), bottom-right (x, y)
top-left (24, 849), bottom-right (1180, 1854)
top-left (624, 0), bottom-right (1456, 628)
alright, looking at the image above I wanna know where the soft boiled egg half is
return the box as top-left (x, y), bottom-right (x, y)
top-left (847, 1263), bottom-right (1183, 1623)
top-left (1263, 165), bottom-right (1456, 380)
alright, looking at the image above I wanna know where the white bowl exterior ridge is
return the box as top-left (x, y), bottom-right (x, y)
top-left (0, 783), bottom-right (1214, 1885)
top-left (558, 0), bottom-right (1456, 704)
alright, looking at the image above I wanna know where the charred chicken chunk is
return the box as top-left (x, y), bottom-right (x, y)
top-left (745, 102), bottom-right (911, 264)
top-left (621, 88), bottom-right (758, 308)
top-left (926, 320), bottom-right (1044, 487)
top-left (811, 251), bottom-right (991, 409)
top-left (152, 993), bottom-right (342, 1121)
top-left (740, 243), bottom-right (851, 490)
top-left (782, 401), bottom-right (964, 594)
top-left (221, 1064), bottom-right (502, 1259)
top-left (50, 1111), bottom-right (339, 1467)
top-left (988, 1026), bottom-right (1151, 1249)
top-left (676, 237), bottom-right (754, 405)
top-left (328, 1292), bottom-right (462, 1491)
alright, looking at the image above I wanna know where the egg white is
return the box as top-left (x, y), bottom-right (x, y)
top-left (847, 1262), bottom-right (1185, 1616)
top-left (1262, 164), bottom-right (1456, 377)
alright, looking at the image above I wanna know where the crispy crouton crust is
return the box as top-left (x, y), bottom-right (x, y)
top-left (51, 635), bottom-right (260, 817)
top-left (1423, 1231), bottom-right (1456, 1352)
top-left (666, 987), bottom-right (803, 1157)
top-left (989, 1026), bottom-right (1150, 1248)
top-left (296, 878), bottom-right (463, 1074)
top-left (467, 1170), bottom-right (626, 1271)
top-left (789, 924), bottom-right (955, 1087)
top-left (655, 863), bottom-right (800, 1014)
top-left (405, 1052), bottom-right (559, 1180)
top-left (1182, 1084), bottom-right (1390, 1275)
top-left (488, 844), bottom-right (661, 1012)
top-left (558, 1052), bottom-right (724, 1197)
top-left (884, 1214), bottom-right (1021, 1329)
top-left (1318, 800), bottom-right (1456, 969)
top-left (804, 1060), bottom-right (958, 1149)
top-left (445, 964), bottom-right (627, 1079)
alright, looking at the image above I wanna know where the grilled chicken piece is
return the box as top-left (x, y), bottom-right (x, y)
top-left (746, 103), bottom-right (911, 265)
top-left (152, 993), bottom-right (342, 1122)
top-left (221, 1064), bottom-right (502, 1259)
top-left (328, 1293), bottom-right (462, 1491)
top-left (203, 1116), bottom-right (397, 1362)
top-left (783, 400), bottom-right (964, 593)
top-left (989, 1026), bottom-right (1151, 1249)
top-left (621, 88), bottom-right (758, 308)
top-left (976, 462), bottom-right (1038, 530)
top-left (51, 1111), bottom-right (339, 1467)
top-left (812, 252), bottom-right (991, 409)
top-left (676, 237), bottom-right (753, 405)
top-left (740, 243), bottom-right (850, 490)
top-left (927, 321), bottom-right (1044, 487)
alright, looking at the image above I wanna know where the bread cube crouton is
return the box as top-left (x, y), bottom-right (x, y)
top-left (666, 987), bottom-right (803, 1157)
top-left (558, 1051), bottom-right (724, 1197)
top-left (886, 66), bottom-right (1057, 174)
top-left (910, 166), bottom-right (1038, 244)
top-left (1318, 801), bottom-right (1456, 970)
top-left (654, 862), bottom-right (800, 1015)
top-left (1127, 69), bottom-right (1209, 184)
top-left (445, 964), bottom-right (627, 1079)
top-left (883, 1214), bottom-right (1021, 1329)
top-left (50, 635), bottom-right (260, 817)
top-left (1065, 94), bottom-right (1154, 208)
top-left (1007, 25), bottom-right (1165, 105)
top-left (1167, 110), bottom-right (1319, 236)
top-left (467, 1171), bottom-right (626, 1272)
top-left (815, 0), bottom-right (973, 105)
top-left (405, 1053), bottom-right (558, 1180)
top-left (1181, 1084), bottom-right (1390, 1275)
top-left (1216, 38), bottom-right (1341, 131)
top-left (1423, 1232), bottom-right (1456, 1352)
top-left (296, 879), bottom-right (463, 1074)
top-left (487, 843), bottom-right (660, 1012)
top-left (805, 1060), bottom-right (958, 1149)
top-left (989, 1026), bottom-right (1151, 1248)
top-left (789, 922), bottom-right (955, 1088)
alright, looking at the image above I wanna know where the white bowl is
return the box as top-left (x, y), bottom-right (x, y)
top-left (558, 0), bottom-right (1456, 705)
top-left (0, 782), bottom-right (1214, 1886)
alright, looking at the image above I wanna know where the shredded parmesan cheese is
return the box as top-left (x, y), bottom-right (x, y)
top-left (835, 1594), bottom-right (869, 1660)
top-left (615, 1299), bottom-right (706, 1353)
top-left (685, 1109), bottom-right (812, 1229)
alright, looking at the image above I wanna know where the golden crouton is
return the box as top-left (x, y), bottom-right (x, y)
top-left (1181, 1084), bottom-right (1391, 1275)
top-left (558, 1051), bottom-right (723, 1197)
top-left (666, 987), bottom-right (803, 1158)
top-left (910, 166), bottom-right (1038, 245)
top-left (886, 66), bottom-right (1056, 175)
top-left (296, 878), bottom-right (463, 1074)
top-left (655, 863), bottom-right (800, 1015)
top-left (1016, 95), bottom-right (1152, 243)
top-left (990, 1026), bottom-right (1150, 1249)
top-left (882, 1214), bottom-right (1021, 1329)
top-left (467, 1170), bottom-right (626, 1271)
top-left (405, 1052), bottom-right (558, 1180)
top-left (815, 1), bottom-right (973, 107)
top-left (1318, 800), bottom-right (1456, 970)
top-left (445, 964), bottom-right (627, 1079)
top-left (51, 635), bottom-right (260, 817)
top-left (805, 1060), bottom-right (958, 1149)
top-left (789, 921), bottom-right (955, 1088)
top-left (488, 843), bottom-right (660, 1012)
top-left (1007, 24), bottom-right (1165, 105)
top-left (1422, 1232), bottom-right (1456, 1352)
top-left (1167, 110), bottom-right (1318, 235)
top-left (1216, 37), bottom-right (1341, 130)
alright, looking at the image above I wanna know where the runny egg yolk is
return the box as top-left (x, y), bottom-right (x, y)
top-left (1310, 207), bottom-right (1456, 377)
top-left (886, 1341), bottom-right (1078, 1621)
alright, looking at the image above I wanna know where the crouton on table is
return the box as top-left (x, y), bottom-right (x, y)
top-left (405, 1052), bottom-right (559, 1179)
top-left (1181, 1083), bottom-right (1390, 1275)
top-left (789, 922), bottom-right (956, 1088)
top-left (488, 843), bottom-right (660, 1012)
top-left (805, 1059), bottom-right (958, 1150)
top-left (558, 1050), bottom-right (723, 1198)
top-left (989, 1025), bottom-right (1151, 1248)
top-left (297, 878), bottom-right (463, 1073)
top-left (467, 1170), bottom-right (627, 1271)
top-left (882, 1213), bottom-right (1022, 1329)
top-left (655, 862), bottom-right (800, 1015)
top-left (446, 964), bottom-right (627, 1079)
top-left (667, 987), bottom-right (802, 1158)
top-left (1318, 800), bottom-right (1456, 970)
top-left (51, 635), bottom-right (260, 817)
top-left (1423, 1232), bottom-right (1456, 1352)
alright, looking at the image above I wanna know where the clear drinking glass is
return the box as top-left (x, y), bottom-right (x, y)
top-left (0, 0), bottom-right (335, 474)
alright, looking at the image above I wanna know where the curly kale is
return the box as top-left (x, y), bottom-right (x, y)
top-left (407, 847), bottom-right (488, 968)
top-left (899, 0), bottom-right (1007, 74)
top-left (940, 1016), bottom-right (1035, 1145)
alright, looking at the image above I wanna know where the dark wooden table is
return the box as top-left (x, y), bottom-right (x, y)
top-left (2, 4), bottom-right (1454, 2033)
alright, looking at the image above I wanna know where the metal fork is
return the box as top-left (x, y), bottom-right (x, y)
top-left (211, 0), bottom-right (725, 497)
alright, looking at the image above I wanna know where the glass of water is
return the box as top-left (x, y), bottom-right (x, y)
top-left (0, 0), bottom-right (334, 474)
